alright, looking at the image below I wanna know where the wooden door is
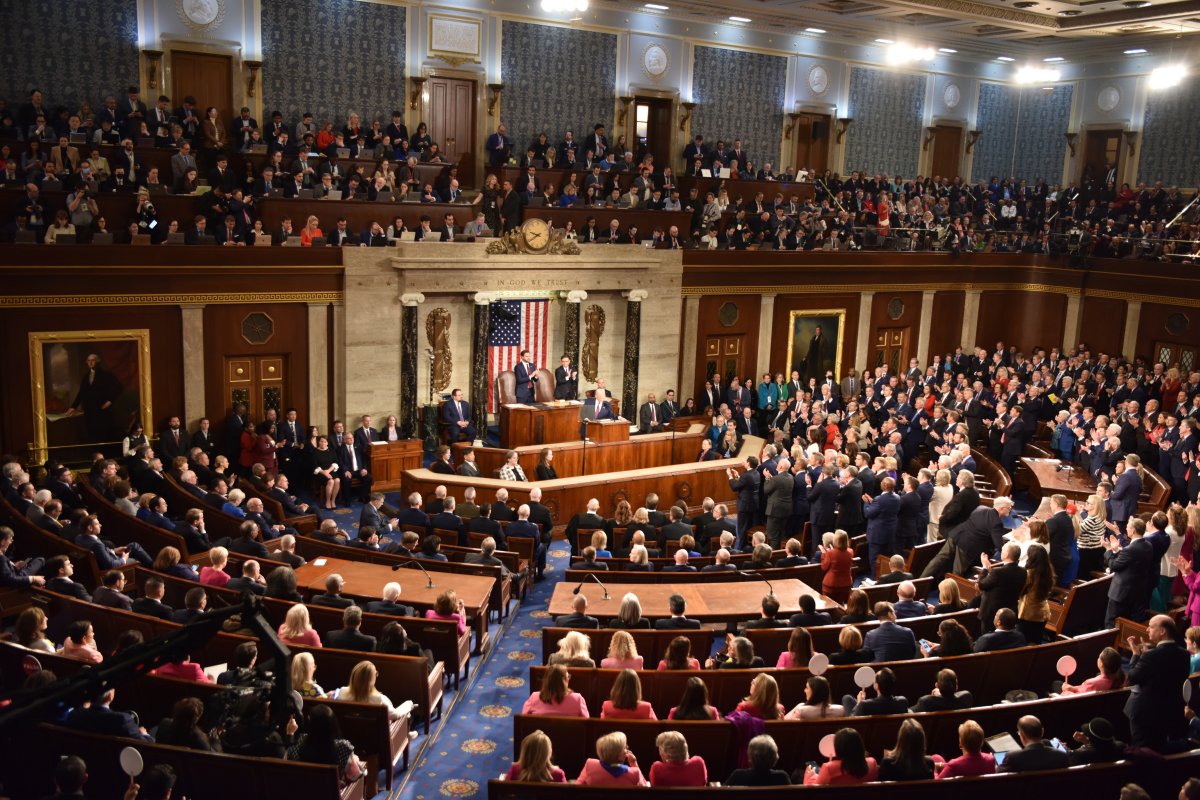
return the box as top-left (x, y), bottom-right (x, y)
top-left (633, 97), bottom-right (673, 171)
top-left (705, 335), bottom-right (746, 386)
top-left (930, 125), bottom-right (963, 182)
top-left (171, 51), bottom-right (233, 127)
top-left (224, 355), bottom-right (287, 422)
top-left (427, 76), bottom-right (476, 184)
top-left (1082, 129), bottom-right (1121, 187)
top-left (1153, 341), bottom-right (1198, 375)
top-left (873, 328), bottom-right (910, 376)
top-left (793, 112), bottom-right (831, 175)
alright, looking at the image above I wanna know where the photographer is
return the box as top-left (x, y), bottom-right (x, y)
top-left (136, 188), bottom-right (162, 242)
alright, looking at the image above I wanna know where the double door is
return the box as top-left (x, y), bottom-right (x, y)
top-left (224, 355), bottom-right (287, 423)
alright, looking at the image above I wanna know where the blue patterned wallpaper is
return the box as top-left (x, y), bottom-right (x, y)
top-left (845, 66), bottom-right (926, 178)
top-left (972, 82), bottom-right (1072, 184)
top-left (500, 21), bottom-right (616, 156)
top-left (262, 0), bottom-right (406, 127)
top-left (691, 45), bottom-right (786, 170)
top-left (1138, 81), bottom-right (1200, 186)
top-left (0, 0), bottom-right (139, 113)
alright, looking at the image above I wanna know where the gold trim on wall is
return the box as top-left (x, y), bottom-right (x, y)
top-left (28, 329), bottom-right (153, 466)
top-left (0, 292), bottom-right (343, 308)
top-left (785, 309), bottom-right (845, 385)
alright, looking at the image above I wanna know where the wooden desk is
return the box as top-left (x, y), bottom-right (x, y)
top-left (548, 578), bottom-right (835, 620)
top-left (255, 196), bottom-right (479, 235)
top-left (527, 206), bottom-right (693, 237)
top-left (585, 419), bottom-right (630, 444)
top-left (452, 426), bottom-right (705, 478)
top-left (1020, 457), bottom-right (1095, 505)
top-left (499, 402), bottom-right (584, 448)
top-left (294, 556), bottom-right (494, 651)
top-left (369, 439), bottom-right (424, 491)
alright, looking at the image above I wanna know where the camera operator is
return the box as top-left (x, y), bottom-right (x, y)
top-left (136, 188), bottom-right (161, 242)
top-left (214, 683), bottom-right (301, 759)
top-left (67, 174), bottom-right (99, 243)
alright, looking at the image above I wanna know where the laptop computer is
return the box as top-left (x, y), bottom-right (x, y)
top-left (130, 234), bottom-right (152, 245)
top-left (254, 236), bottom-right (273, 246)
top-left (167, 232), bottom-right (186, 245)
top-left (249, 144), bottom-right (268, 154)
top-left (326, 190), bottom-right (342, 201)
top-left (374, 191), bottom-right (393, 202)
top-left (526, 196), bottom-right (545, 207)
top-left (91, 232), bottom-right (114, 245)
top-left (452, 233), bottom-right (475, 242)
top-left (336, 147), bottom-right (350, 159)
top-left (700, 169), bottom-right (712, 178)
top-left (298, 189), bottom-right (314, 199)
top-left (147, 184), bottom-right (167, 195)
top-left (310, 236), bottom-right (326, 247)
top-left (14, 230), bottom-right (37, 244)
top-left (69, 133), bottom-right (87, 145)
top-left (192, 234), bottom-right (215, 245)
top-left (267, 187), bottom-right (284, 197)
top-left (137, 137), bottom-right (155, 148)
top-left (282, 238), bottom-right (301, 247)
top-left (53, 234), bottom-right (77, 245)
top-left (531, 158), bottom-right (546, 169)
top-left (718, 168), bottom-right (731, 178)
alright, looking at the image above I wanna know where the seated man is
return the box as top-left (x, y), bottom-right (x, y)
top-left (555, 594), bottom-right (600, 628)
top-left (973, 608), bottom-right (1027, 652)
top-left (396, 492), bottom-right (431, 535)
top-left (999, 715), bottom-right (1070, 773)
top-left (654, 593), bottom-right (702, 629)
top-left (463, 535), bottom-right (513, 579)
top-left (65, 687), bottom-right (153, 741)
top-left (910, 668), bottom-right (974, 712)
top-left (843, 666), bottom-right (909, 716)
top-left (893, 580), bottom-right (930, 619)
top-left (661, 549), bottom-right (697, 573)
top-left (430, 496), bottom-right (466, 546)
top-left (361, 492), bottom-right (399, 536)
top-left (701, 547), bottom-right (737, 572)
top-left (227, 559), bottom-right (266, 595)
top-left (742, 595), bottom-right (787, 630)
top-left (467, 503), bottom-right (504, 548)
top-left (441, 388), bottom-right (476, 442)
top-left (93, 569), bottom-right (133, 611)
top-left (311, 573), bottom-right (355, 608)
top-left (572, 545), bottom-right (608, 571)
top-left (876, 554), bottom-right (912, 585)
top-left (507, 504), bottom-right (546, 580)
top-left (337, 432), bottom-right (372, 504)
top-left (365, 581), bottom-right (415, 617)
top-left (788, 593), bottom-right (832, 627)
top-left (774, 537), bottom-right (808, 567)
top-left (325, 605), bottom-right (376, 652)
top-left (863, 602), bottom-right (918, 662)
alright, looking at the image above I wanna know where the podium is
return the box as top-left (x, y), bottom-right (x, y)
top-left (369, 439), bottom-right (423, 491)
top-left (584, 419), bottom-right (631, 443)
top-left (499, 402), bottom-right (583, 448)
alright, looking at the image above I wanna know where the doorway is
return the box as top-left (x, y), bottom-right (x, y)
top-left (224, 355), bottom-right (287, 422)
top-left (873, 328), bottom-right (911, 377)
top-left (792, 112), bottom-right (831, 175)
top-left (427, 76), bottom-right (476, 185)
top-left (1154, 341), bottom-right (1197, 375)
top-left (930, 125), bottom-right (963, 182)
top-left (1082, 129), bottom-right (1121, 188)
top-left (633, 97), bottom-right (673, 171)
top-left (705, 334), bottom-right (746, 386)
top-left (171, 51), bottom-right (233, 128)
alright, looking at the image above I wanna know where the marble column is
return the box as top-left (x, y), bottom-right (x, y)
top-left (180, 304), bottom-right (206, 427)
top-left (306, 302), bottom-right (329, 431)
top-left (1122, 300), bottom-right (1142, 360)
top-left (330, 301), bottom-right (346, 425)
top-left (854, 292), bottom-right (874, 375)
top-left (470, 292), bottom-right (495, 441)
top-left (1062, 293), bottom-right (1082, 352)
top-left (961, 290), bottom-right (982, 349)
top-left (680, 295), bottom-right (700, 399)
top-left (915, 291), bottom-right (935, 366)
top-left (399, 293), bottom-right (425, 438)
top-left (757, 293), bottom-right (777, 377)
top-left (562, 290), bottom-right (587, 400)
top-left (622, 290), bottom-right (649, 421)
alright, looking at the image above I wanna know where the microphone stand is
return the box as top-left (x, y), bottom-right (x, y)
top-left (571, 571), bottom-right (610, 600)
top-left (392, 558), bottom-right (435, 589)
top-left (738, 569), bottom-right (776, 598)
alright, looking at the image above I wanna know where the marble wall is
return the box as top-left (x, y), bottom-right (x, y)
top-left (691, 45), bottom-right (787, 170)
top-left (844, 66), bottom-right (926, 178)
top-left (1138, 80), bottom-right (1200, 187)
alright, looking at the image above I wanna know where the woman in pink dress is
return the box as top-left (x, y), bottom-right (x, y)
top-left (576, 732), bottom-right (648, 786)
top-left (254, 422), bottom-right (279, 473)
top-left (600, 630), bottom-right (644, 670)
top-left (521, 664), bottom-right (589, 717)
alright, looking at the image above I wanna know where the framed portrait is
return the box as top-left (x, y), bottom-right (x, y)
top-left (785, 310), bottom-right (845, 384)
top-left (28, 329), bottom-right (152, 463)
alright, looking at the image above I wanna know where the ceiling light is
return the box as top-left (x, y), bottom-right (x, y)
top-left (728, 15), bottom-right (751, 22)
top-left (938, 47), bottom-right (957, 53)
top-left (886, 42), bottom-right (936, 64)
top-left (1123, 1), bottom-right (1151, 7)
top-left (996, 56), bottom-right (1015, 62)
top-left (1013, 1), bottom-right (1037, 7)
top-left (541, 0), bottom-right (588, 12)
top-left (644, 3), bottom-right (669, 9)
top-left (1015, 65), bottom-right (1061, 83)
top-left (875, 37), bottom-right (894, 43)
top-left (1124, 47), bottom-right (1148, 54)
top-left (1058, 9), bottom-right (1082, 15)
top-left (1043, 56), bottom-right (1065, 62)
top-left (1149, 63), bottom-right (1186, 89)
top-left (805, 27), bottom-right (826, 33)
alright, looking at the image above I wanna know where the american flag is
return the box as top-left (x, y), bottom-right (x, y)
top-left (488, 299), bottom-right (549, 411)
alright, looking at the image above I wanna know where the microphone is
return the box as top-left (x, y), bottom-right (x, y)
top-left (738, 570), bottom-right (776, 599)
top-left (391, 558), bottom-right (435, 589)
top-left (571, 572), bottom-right (610, 600)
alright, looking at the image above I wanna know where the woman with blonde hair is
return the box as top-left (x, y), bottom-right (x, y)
top-left (521, 663), bottom-right (589, 716)
top-left (628, 543), bottom-right (653, 571)
top-left (299, 214), bottom-right (323, 246)
top-left (576, 731), bottom-right (648, 786)
top-left (649, 730), bottom-right (708, 787)
top-left (590, 530), bottom-right (611, 559)
top-left (199, 546), bottom-right (230, 587)
top-left (933, 578), bottom-right (966, 614)
top-left (601, 630), bottom-right (643, 670)
top-left (277, 604), bottom-right (322, 647)
top-left (601, 668), bottom-right (656, 719)
top-left (735, 672), bottom-right (784, 719)
top-left (547, 630), bottom-right (595, 667)
top-left (611, 592), bottom-right (650, 629)
top-left (332, 660), bottom-right (412, 720)
top-left (425, 589), bottom-right (467, 635)
top-left (290, 651), bottom-right (326, 698)
top-left (927, 469), bottom-right (953, 541)
top-left (1077, 493), bottom-right (1108, 578)
top-left (505, 730), bottom-right (566, 782)
top-left (15, 607), bottom-right (54, 653)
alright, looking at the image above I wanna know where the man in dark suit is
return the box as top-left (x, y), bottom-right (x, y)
top-left (662, 550), bottom-right (697, 572)
top-left (554, 356), bottom-right (578, 400)
top-left (1000, 716), bottom-right (1071, 773)
top-left (741, 595), bottom-right (787, 630)
top-left (395, 492), bottom-right (431, 535)
top-left (977, 541), bottom-right (1026, 632)
top-left (513, 351), bottom-right (538, 404)
top-left (835, 468), bottom-right (865, 536)
top-left (228, 520), bottom-right (270, 558)
top-left (1044, 493), bottom-right (1075, 581)
top-left (863, 603), bottom-right (918, 661)
top-left (639, 392), bottom-right (664, 434)
top-left (658, 506), bottom-right (692, 552)
top-left (467, 504), bottom-right (504, 547)
top-left (190, 417), bottom-right (218, 459)
top-left (787, 593), bottom-right (832, 627)
top-left (0, 527), bottom-right (45, 589)
top-left (365, 581), bottom-right (415, 617)
top-left (954, 496), bottom-right (1013, 575)
top-left (527, 487), bottom-right (554, 542)
top-left (225, 403), bottom-right (248, 461)
top-left (1104, 518), bottom-right (1155, 627)
top-left (1123, 614), bottom-right (1191, 748)
top-left (763, 458), bottom-right (793, 549)
top-left (700, 548), bottom-right (737, 572)
top-left (727, 457), bottom-right (762, 550)
top-left (65, 687), bottom-right (152, 741)
top-left (227, 560), bottom-right (267, 595)
top-left (325, 606), bottom-right (377, 652)
top-left (499, 180), bottom-right (523, 232)
top-left (807, 467), bottom-right (839, 557)
top-left (94, 570), bottom-right (133, 610)
top-left (910, 669), bottom-right (973, 713)
top-left (45, 555), bottom-right (91, 600)
top-left (554, 594), bottom-right (600, 628)
top-left (491, 489), bottom-right (516, 522)
top-left (1000, 405), bottom-right (1026, 474)
top-left (442, 388), bottom-right (476, 442)
top-left (654, 594), bottom-right (702, 629)
top-left (572, 546), bottom-right (608, 572)
top-left (1109, 454), bottom-right (1142, 533)
top-left (464, 536), bottom-right (513, 579)
top-left (171, 587), bottom-right (208, 624)
top-left (131, 576), bottom-right (174, 621)
top-left (311, 573), bottom-right (356, 609)
top-left (564, 499), bottom-right (606, 556)
top-left (244, 497), bottom-right (292, 541)
top-left (973, 608), bottom-right (1028, 651)
top-left (336, 432), bottom-right (371, 504)
top-left (361, 493), bottom-right (398, 536)
top-left (508, 504), bottom-right (546, 579)
top-left (76, 515), bottom-right (152, 569)
top-left (845, 667), bottom-right (909, 716)
top-left (862, 476), bottom-right (900, 566)
top-left (69, 356), bottom-right (123, 446)
top-left (158, 416), bottom-right (188, 463)
top-left (430, 497), bottom-right (466, 546)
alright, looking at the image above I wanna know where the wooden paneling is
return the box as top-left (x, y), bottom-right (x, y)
top-left (171, 51), bottom-right (234, 130)
top-left (769, 292), bottom-right (861, 380)
top-left (691, 295), bottom-right (760, 401)
top-left (928, 291), bottom-right (965, 360)
top-left (0, 306), bottom-right (183, 460)
top-left (1079, 296), bottom-right (1127, 356)
top-left (870, 291), bottom-right (924, 332)
top-left (930, 125), bottom-right (963, 182)
top-left (1137, 302), bottom-right (1198, 363)
top-left (202, 304), bottom-right (310, 432)
top-left (427, 76), bottom-right (477, 181)
top-left (977, 290), bottom-right (1068, 354)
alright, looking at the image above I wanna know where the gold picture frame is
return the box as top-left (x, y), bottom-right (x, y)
top-left (28, 329), bottom-right (153, 464)
top-left (785, 309), bottom-right (845, 385)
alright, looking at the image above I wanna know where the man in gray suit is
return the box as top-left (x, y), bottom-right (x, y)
top-left (170, 142), bottom-right (198, 185)
top-left (764, 458), bottom-right (793, 549)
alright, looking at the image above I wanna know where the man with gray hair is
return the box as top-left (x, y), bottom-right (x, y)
top-left (326, 605), bottom-right (376, 652)
top-left (764, 458), bottom-right (793, 549)
top-left (507, 503), bottom-right (545, 579)
top-left (954, 495), bottom-right (1013, 575)
top-left (464, 535), bottom-right (513, 578)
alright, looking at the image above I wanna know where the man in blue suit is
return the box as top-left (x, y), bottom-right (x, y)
top-left (1124, 614), bottom-right (1191, 749)
top-left (442, 388), bottom-right (476, 442)
top-left (863, 602), bottom-right (918, 662)
top-left (507, 504), bottom-right (546, 580)
top-left (862, 476), bottom-right (901, 567)
top-left (337, 432), bottom-right (372, 503)
top-left (65, 686), bottom-right (153, 741)
top-left (514, 350), bottom-right (538, 404)
top-left (806, 465), bottom-right (839, 558)
top-left (1103, 518), bottom-right (1155, 627)
top-left (1108, 455), bottom-right (1142, 537)
top-left (727, 457), bottom-right (762, 551)
top-left (75, 515), bottom-right (151, 568)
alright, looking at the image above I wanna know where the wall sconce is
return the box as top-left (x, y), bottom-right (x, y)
top-left (143, 50), bottom-right (164, 91)
top-left (785, 112), bottom-right (801, 140)
top-left (617, 96), bottom-right (635, 127)
top-left (966, 129), bottom-right (982, 154)
top-left (922, 126), bottom-right (937, 152)
top-left (1064, 132), bottom-right (1078, 158)
top-left (487, 83), bottom-right (504, 117)
top-left (1122, 130), bottom-right (1138, 157)
top-left (244, 60), bottom-right (262, 98)
top-left (835, 117), bottom-right (853, 143)
top-left (410, 76), bottom-right (427, 110)
top-left (679, 101), bottom-right (696, 131)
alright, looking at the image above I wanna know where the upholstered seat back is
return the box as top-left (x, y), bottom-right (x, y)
top-left (496, 370), bottom-right (517, 405)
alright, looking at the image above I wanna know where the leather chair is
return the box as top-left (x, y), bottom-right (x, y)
top-left (495, 370), bottom-right (517, 405)
top-left (533, 368), bottom-right (555, 402)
